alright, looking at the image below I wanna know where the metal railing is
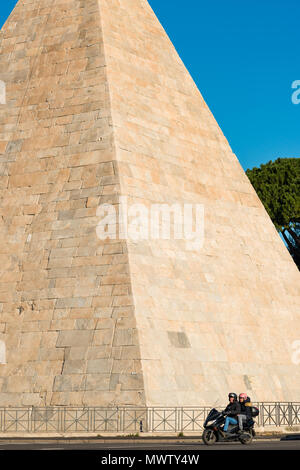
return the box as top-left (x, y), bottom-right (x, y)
top-left (0, 403), bottom-right (299, 433)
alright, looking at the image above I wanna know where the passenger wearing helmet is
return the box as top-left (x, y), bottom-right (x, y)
top-left (221, 393), bottom-right (241, 435)
top-left (237, 393), bottom-right (251, 431)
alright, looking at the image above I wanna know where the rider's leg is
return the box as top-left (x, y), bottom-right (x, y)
top-left (223, 417), bottom-right (238, 432)
top-left (237, 414), bottom-right (247, 431)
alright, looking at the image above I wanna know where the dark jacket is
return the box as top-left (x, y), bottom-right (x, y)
top-left (239, 400), bottom-right (252, 418)
top-left (223, 401), bottom-right (241, 417)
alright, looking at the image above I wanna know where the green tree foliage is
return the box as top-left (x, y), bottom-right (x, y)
top-left (246, 158), bottom-right (300, 269)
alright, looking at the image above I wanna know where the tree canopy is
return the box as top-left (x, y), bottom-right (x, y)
top-left (246, 158), bottom-right (300, 269)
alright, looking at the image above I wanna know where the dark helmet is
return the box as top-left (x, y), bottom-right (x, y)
top-left (228, 392), bottom-right (237, 401)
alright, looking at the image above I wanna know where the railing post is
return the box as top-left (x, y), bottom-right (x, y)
top-left (260, 403), bottom-right (264, 427)
top-left (150, 407), bottom-right (154, 433)
top-left (118, 407), bottom-right (121, 433)
top-left (63, 407), bottom-right (66, 433)
top-left (178, 407), bottom-right (182, 433)
top-left (257, 402), bottom-right (261, 427)
top-left (276, 402), bottom-right (280, 427)
top-left (88, 407), bottom-right (92, 432)
top-left (288, 402), bottom-right (293, 427)
top-left (148, 407), bottom-right (152, 433)
top-left (29, 406), bottom-right (33, 433)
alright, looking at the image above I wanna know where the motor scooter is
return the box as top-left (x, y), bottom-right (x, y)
top-left (202, 408), bottom-right (255, 445)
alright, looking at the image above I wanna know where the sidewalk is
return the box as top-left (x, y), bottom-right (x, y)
top-left (0, 431), bottom-right (286, 444)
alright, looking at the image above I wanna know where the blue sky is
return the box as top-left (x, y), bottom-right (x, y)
top-left (1, 0), bottom-right (299, 171)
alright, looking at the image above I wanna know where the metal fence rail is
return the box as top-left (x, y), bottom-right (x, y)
top-left (0, 403), bottom-right (299, 433)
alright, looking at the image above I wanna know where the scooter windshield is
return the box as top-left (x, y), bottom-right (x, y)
top-left (204, 408), bottom-right (221, 424)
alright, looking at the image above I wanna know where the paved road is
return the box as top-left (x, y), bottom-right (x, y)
top-left (0, 439), bottom-right (299, 450)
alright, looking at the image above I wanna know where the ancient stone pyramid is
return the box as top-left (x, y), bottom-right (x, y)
top-left (0, 0), bottom-right (299, 408)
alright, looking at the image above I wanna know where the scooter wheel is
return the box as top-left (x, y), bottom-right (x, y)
top-left (202, 429), bottom-right (217, 446)
top-left (239, 432), bottom-right (253, 445)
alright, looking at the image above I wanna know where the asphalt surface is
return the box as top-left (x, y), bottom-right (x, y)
top-left (0, 439), bottom-right (299, 450)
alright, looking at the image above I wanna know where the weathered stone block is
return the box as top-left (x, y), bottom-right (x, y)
top-left (56, 330), bottom-right (93, 348)
top-left (85, 374), bottom-right (111, 391)
top-left (113, 329), bottom-right (138, 347)
top-left (53, 375), bottom-right (85, 392)
top-left (93, 329), bottom-right (114, 346)
top-left (86, 358), bottom-right (113, 374)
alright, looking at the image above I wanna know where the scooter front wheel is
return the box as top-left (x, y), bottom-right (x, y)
top-left (202, 429), bottom-right (217, 446)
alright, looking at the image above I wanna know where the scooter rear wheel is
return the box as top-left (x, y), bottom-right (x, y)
top-left (239, 432), bottom-right (253, 445)
top-left (202, 429), bottom-right (217, 446)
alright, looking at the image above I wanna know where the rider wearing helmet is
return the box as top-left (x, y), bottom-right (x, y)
top-left (221, 393), bottom-right (241, 435)
top-left (237, 393), bottom-right (251, 432)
